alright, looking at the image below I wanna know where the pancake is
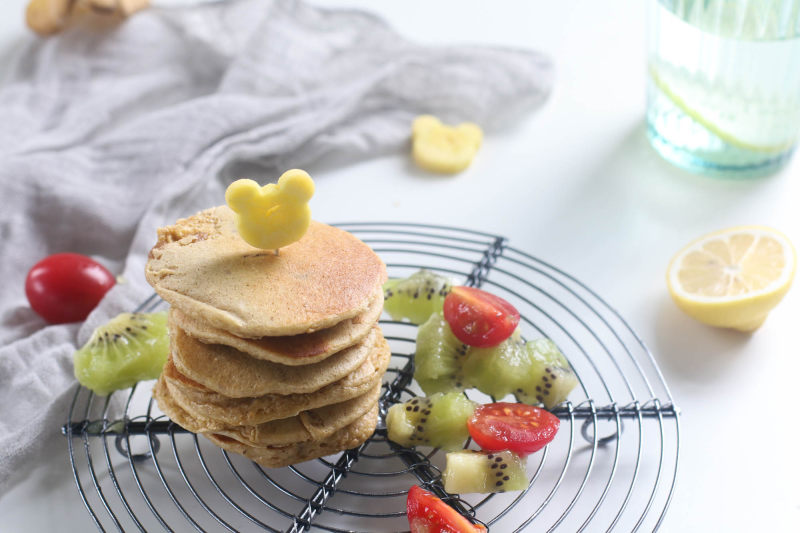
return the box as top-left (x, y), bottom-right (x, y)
top-left (223, 383), bottom-right (381, 446)
top-left (168, 285), bottom-right (383, 365)
top-left (154, 378), bottom-right (380, 446)
top-left (169, 323), bottom-right (380, 398)
top-left (162, 334), bottom-right (391, 426)
top-left (204, 406), bottom-right (379, 468)
top-left (145, 206), bottom-right (387, 338)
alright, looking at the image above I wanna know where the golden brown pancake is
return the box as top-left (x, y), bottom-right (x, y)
top-left (154, 378), bottom-right (380, 446)
top-left (169, 322), bottom-right (380, 398)
top-left (223, 384), bottom-right (381, 446)
top-left (204, 406), bottom-right (378, 469)
top-left (168, 285), bottom-right (383, 365)
top-left (162, 334), bottom-right (391, 426)
top-left (145, 206), bottom-right (387, 338)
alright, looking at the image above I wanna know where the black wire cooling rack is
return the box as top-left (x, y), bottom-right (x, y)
top-left (62, 222), bottom-right (680, 532)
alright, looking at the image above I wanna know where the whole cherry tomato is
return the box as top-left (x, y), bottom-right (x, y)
top-left (25, 253), bottom-right (115, 324)
top-left (443, 286), bottom-right (520, 348)
top-left (407, 485), bottom-right (486, 533)
top-left (467, 402), bottom-right (560, 456)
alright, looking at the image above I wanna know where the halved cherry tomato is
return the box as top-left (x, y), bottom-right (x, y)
top-left (467, 402), bottom-right (559, 456)
top-left (407, 485), bottom-right (486, 533)
top-left (25, 253), bottom-right (115, 324)
top-left (443, 286), bottom-right (520, 348)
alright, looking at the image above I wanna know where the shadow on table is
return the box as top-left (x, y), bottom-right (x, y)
top-left (651, 295), bottom-right (753, 382)
top-left (551, 120), bottom-right (763, 381)
top-left (583, 120), bottom-right (778, 232)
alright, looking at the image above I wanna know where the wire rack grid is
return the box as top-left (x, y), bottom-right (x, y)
top-left (63, 222), bottom-right (680, 532)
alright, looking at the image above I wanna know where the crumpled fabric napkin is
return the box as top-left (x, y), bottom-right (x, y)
top-left (0, 0), bottom-right (553, 494)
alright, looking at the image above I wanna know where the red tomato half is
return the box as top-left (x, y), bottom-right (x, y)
top-left (407, 485), bottom-right (486, 533)
top-left (467, 402), bottom-right (560, 456)
top-left (25, 253), bottom-right (115, 324)
top-left (443, 286), bottom-right (520, 348)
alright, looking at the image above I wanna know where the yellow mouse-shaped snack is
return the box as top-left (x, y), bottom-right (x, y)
top-left (26, 0), bottom-right (71, 35)
top-left (412, 115), bottom-right (483, 174)
top-left (225, 169), bottom-right (315, 251)
top-left (26, 0), bottom-right (149, 36)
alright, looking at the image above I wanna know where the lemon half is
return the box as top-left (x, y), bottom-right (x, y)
top-left (666, 226), bottom-right (796, 332)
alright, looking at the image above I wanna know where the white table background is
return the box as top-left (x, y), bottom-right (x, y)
top-left (1, 1), bottom-right (799, 531)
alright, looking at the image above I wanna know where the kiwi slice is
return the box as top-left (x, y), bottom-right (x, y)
top-left (443, 450), bottom-right (528, 494)
top-left (413, 313), bottom-right (469, 395)
top-left (413, 310), bottom-right (577, 407)
top-left (73, 311), bottom-right (169, 396)
top-left (463, 336), bottom-right (577, 408)
top-left (461, 329), bottom-right (527, 399)
top-left (383, 270), bottom-right (452, 325)
top-left (515, 339), bottom-right (578, 409)
top-left (386, 392), bottom-right (476, 451)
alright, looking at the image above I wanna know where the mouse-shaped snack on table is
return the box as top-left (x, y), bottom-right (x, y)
top-left (225, 169), bottom-right (315, 252)
top-left (412, 115), bottom-right (483, 174)
top-left (26, 0), bottom-right (149, 36)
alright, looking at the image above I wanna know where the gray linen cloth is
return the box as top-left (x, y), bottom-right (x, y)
top-left (0, 0), bottom-right (553, 493)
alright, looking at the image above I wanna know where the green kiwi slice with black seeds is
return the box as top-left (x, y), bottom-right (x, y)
top-left (442, 449), bottom-right (528, 494)
top-left (462, 336), bottom-right (577, 408)
top-left (412, 303), bottom-right (577, 408)
top-left (514, 339), bottom-right (579, 409)
top-left (385, 392), bottom-right (476, 451)
top-left (383, 269), bottom-right (452, 325)
top-left (413, 313), bottom-right (469, 395)
top-left (73, 311), bottom-right (169, 396)
top-left (461, 330), bottom-right (528, 399)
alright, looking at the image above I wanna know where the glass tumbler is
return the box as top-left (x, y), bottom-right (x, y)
top-left (646, 0), bottom-right (800, 177)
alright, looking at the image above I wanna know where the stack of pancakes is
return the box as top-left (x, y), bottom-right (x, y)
top-left (145, 206), bottom-right (389, 467)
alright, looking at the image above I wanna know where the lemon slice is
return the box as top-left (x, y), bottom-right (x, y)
top-left (649, 65), bottom-right (798, 155)
top-left (666, 226), bottom-right (796, 331)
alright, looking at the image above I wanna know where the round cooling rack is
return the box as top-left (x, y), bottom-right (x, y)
top-left (63, 222), bottom-right (680, 532)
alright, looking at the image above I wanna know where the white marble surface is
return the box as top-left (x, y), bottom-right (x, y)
top-left (1, 0), bottom-right (799, 531)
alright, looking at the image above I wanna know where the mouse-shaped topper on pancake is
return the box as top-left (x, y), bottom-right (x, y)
top-left (225, 169), bottom-right (315, 252)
